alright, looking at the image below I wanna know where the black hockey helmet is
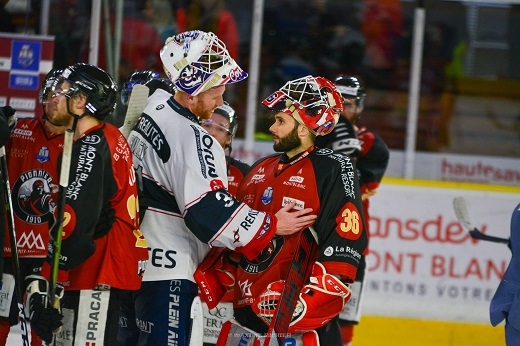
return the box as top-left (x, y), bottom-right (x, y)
top-left (212, 102), bottom-right (237, 137)
top-left (334, 75), bottom-right (366, 109)
top-left (39, 68), bottom-right (63, 104)
top-left (61, 63), bottom-right (118, 119)
top-left (121, 70), bottom-right (161, 107)
top-left (144, 77), bottom-right (176, 97)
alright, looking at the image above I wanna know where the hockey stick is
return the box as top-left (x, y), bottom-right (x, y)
top-left (121, 84), bottom-right (149, 139)
top-left (263, 227), bottom-right (318, 346)
top-left (453, 197), bottom-right (509, 245)
top-left (0, 146), bottom-right (30, 346)
top-left (189, 296), bottom-right (203, 346)
top-left (49, 116), bottom-right (78, 306)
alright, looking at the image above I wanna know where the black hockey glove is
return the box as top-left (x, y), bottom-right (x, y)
top-left (25, 275), bottom-right (64, 344)
top-left (0, 106), bottom-right (14, 147)
top-left (0, 106), bottom-right (16, 120)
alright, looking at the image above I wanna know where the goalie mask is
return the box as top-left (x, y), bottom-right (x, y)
top-left (262, 75), bottom-right (343, 136)
top-left (160, 30), bottom-right (248, 96)
top-left (55, 63), bottom-right (118, 120)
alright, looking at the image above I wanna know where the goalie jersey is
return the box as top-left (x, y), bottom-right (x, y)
top-left (233, 146), bottom-right (368, 330)
top-left (127, 89), bottom-right (277, 282)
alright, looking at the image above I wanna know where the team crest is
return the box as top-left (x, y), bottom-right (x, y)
top-left (36, 146), bottom-right (50, 163)
top-left (13, 169), bottom-right (57, 225)
top-left (260, 187), bottom-right (273, 205)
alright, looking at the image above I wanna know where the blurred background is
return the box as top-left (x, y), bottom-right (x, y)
top-left (2, 0), bottom-right (519, 181)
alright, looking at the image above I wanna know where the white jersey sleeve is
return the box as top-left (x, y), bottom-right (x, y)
top-left (128, 90), bottom-right (274, 281)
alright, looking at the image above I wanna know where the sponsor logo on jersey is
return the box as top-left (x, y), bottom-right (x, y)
top-left (13, 169), bottom-right (56, 226)
top-left (282, 196), bottom-right (305, 210)
top-left (12, 128), bottom-right (32, 137)
top-left (192, 125), bottom-right (219, 179)
top-left (17, 230), bottom-right (46, 250)
top-left (134, 114), bottom-right (170, 162)
top-left (328, 153), bottom-right (357, 199)
top-left (82, 134), bottom-right (101, 145)
top-left (288, 175), bottom-right (304, 183)
top-left (242, 194), bottom-right (255, 205)
top-left (333, 245), bottom-right (362, 260)
top-left (67, 143), bottom-right (97, 200)
top-left (210, 179), bottom-right (225, 191)
top-left (238, 279), bottom-right (253, 297)
top-left (248, 174), bottom-right (265, 184)
top-left (316, 148), bottom-right (333, 155)
top-left (324, 246), bottom-right (334, 256)
top-left (283, 175), bottom-right (306, 189)
top-left (260, 187), bottom-right (273, 205)
top-left (238, 209), bottom-right (260, 237)
top-left (35, 146), bottom-right (50, 163)
top-left (156, 104), bottom-right (165, 110)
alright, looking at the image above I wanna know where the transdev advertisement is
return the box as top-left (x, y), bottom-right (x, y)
top-left (363, 181), bottom-right (518, 323)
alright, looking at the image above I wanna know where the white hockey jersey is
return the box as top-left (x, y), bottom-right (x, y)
top-left (127, 89), bottom-right (275, 282)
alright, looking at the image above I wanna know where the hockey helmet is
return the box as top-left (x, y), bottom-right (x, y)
top-left (144, 77), bottom-right (176, 96)
top-left (262, 75), bottom-right (344, 136)
top-left (58, 63), bottom-right (118, 119)
top-left (334, 75), bottom-right (366, 109)
top-left (39, 68), bottom-right (63, 104)
top-left (210, 102), bottom-right (237, 136)
top-left (121, 70), bottom-right (161, 107)
top-left (160, 30), bottom-right (248, 96)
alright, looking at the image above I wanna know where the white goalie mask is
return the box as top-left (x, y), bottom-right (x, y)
top-left (160, 30), bottom-right (248, 96)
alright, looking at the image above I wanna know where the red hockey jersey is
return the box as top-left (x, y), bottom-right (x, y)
top-left (40, 123), bottom-right (148, 290)
top-left (234, 146), bottom-right (368, 313)
top-left (5, 116), bottom-right (64, 258)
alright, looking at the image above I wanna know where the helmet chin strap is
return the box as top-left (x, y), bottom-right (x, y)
top-left (66, 96), bottom-right (88, 121)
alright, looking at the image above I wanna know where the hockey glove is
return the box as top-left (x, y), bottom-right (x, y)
top-left (252, 262), bottom-right (351, 333)
top-left (25, 275), bottom-right (64, 344)
top-left (194, 247), bottom-right (239, 308)
top-left (0, 105), bottom-right (17, 126)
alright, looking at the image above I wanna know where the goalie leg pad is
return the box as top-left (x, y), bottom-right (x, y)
top-left (253, 262), bottom-right (351, 334)
top-left (216, 319), bottom-right (319, 346)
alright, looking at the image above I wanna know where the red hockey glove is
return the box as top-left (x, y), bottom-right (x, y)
top-left (252, 262), bottom-right (351, 333)
top-left (194, 247), bottom-right (238, 309)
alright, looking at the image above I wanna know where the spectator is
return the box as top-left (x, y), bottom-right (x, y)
top-left (177, 0), bottom-right (240, 60)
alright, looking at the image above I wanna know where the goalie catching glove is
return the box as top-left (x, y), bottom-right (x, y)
top-left (252, 262), bottom-right (351, 333)
top-left (25, 275), bottom-right (64, 344)
top-left (194, 247), bottom-right (239, 309)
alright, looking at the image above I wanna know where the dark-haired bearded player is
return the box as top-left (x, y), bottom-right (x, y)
top-left (214, 76), bottom-right (368, 346)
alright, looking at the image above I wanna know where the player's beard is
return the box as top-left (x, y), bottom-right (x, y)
top-left (273, 122), bottom-right (301, 153)
top-left (192, 98), bottom-right (214, 120)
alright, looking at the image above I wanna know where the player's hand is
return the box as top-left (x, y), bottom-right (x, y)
top-left (25, 275), bottom-right (64, 344)
top-left (274, 202), bottom-right (317, 236)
